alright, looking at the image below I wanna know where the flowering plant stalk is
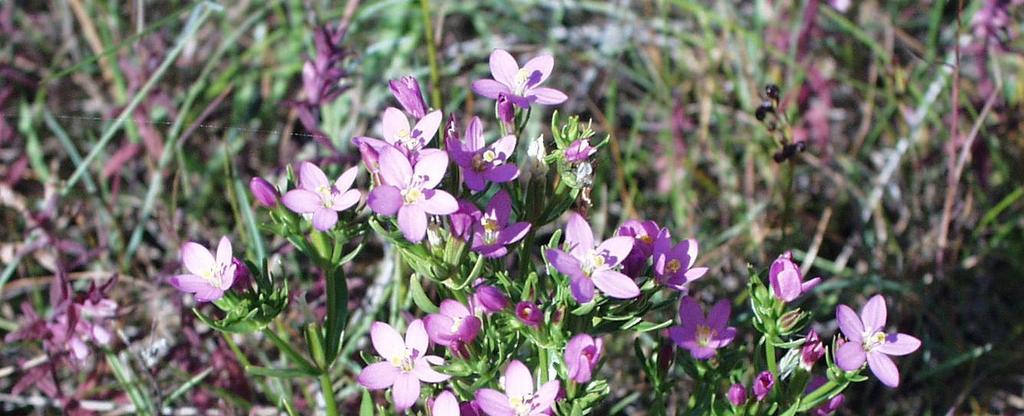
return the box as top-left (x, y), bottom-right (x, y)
top-left (160, 46), bottom-right (921, 416)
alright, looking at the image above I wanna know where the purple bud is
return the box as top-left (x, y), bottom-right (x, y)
top-left (813, 394), bottom-right (845, 416)
top-left (472, 283), bottom-right (508, 314)
top-left (497, 93), bottom-right (515, 127)
top-left (753, 371), bottom-right (774, 401)
top-left (231, 258), bottom-right (251, 290)
top-left (249, 177), bottom-right (280, 207)
top-left (727, 384), bottom-right (747, 406)
top-left (800, 330), bottom-right (825, 370)
top-left (449, 200), bottom-right (481, 241)
top-left (565, 334), bottom-right (603, 383)
top-left (388, 76), bottom-right (427, 119)
top-left (515, 301), bottom-right (542, 328)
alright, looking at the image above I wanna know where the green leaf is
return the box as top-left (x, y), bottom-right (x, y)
top-left (360, 389), bottom-right (375, 416)
top-left (410, 273), bottom-right (439, 313)
top-left (245, 365), bottom-right (319, 379)
top-left (323, 266), bottom-right (349, 365)
top-left (631, 319), bottom-right (674, 333)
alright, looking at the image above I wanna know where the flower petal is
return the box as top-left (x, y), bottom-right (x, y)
top-left (471, 79), bottom-right (512, 100)
top-left (867, 352), bottom-right (900, 388)
top-left (413, 149), bottom-right (449, 189)
top-left (357, 362), bottom-right (398, 390)
top-left (398, 205), bottom-right (428, 242)
top-left (413, 357), bottom-right (450, 383)
top-left (482, 163), bottom-right (519, 184)
top-left (424, 314), bottom-right (455, 346)
top-left (215, 236), bottom-right (232, 267)
top-left (570, 276), bottom-right (595, 304)
top-left (370, 321), bottom-right (405, 359)
top-left (706, 299), bottom-right (732, 331)
top-left (836, 304), bottom-right (864, 342)
top-left (299, 162), bottom-right (330, 191)
top-left (465, 117), bottom-right (484, 151)
top-left (368, 186), bottom-right (402, 216)
top-left (382, 107), bottom-right (411, 144)
top-left (530, 87), bottom-right (567, 105)
top-left (490, 134), bottom-right (517, 160)
top-left (169, 274), bottom-right (222, 302)
top-left (860, 294), bottom-right (887, 333)
top-left (421, 190), bottom-right (458, 215)
top-left (595, 236), bottom-right (634, 267)
top-left (521, 54), bottom-right (553, 87)
top-left (334, 166), bottom-right (359, 192)
top-left (503, 360), bottom-right (534, 398)
top-left (486, 190), bottom-right (513, 225)
top-left (282, 189), bottom-right (322, 214)
top-left (405, 319), bottom-right (429, 355)
top-left (432, 391), bottom-right (460, 416)
top-left (875, 333), bottom-right (921, 356)
top-left (475, 389), bottom-right (513, 416)
top-left (332, 189), bottom-right (361, 211)
top-left (180, 242), bottom-right (215, 276)
top-left (677, 296), bottom-right (705, 325)
top-left (592, 270), bottom-right (640, 299)
top-left (545, 249), bottom-right (582, 278)
top-left (489, 49), bottom-right (519, 87)
top-left (378, 145), bottom-right (413, 187)
top-left (392, 373), bottom-right (421, 411)
top-left (498, 222), bottom-right (531, 245)
top-left (311, 208), bottom-right (339, 231)
top-left (835, 341), bottom-right (866, 371)
top-left (532, 380), bottom-right (560, 413)
top-left (413, 110), bottom-right (443, 146)
top-left (564, 212), bottom-right (594, 256)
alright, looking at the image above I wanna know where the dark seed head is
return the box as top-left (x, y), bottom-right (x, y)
top-left (794, 141), bottom-right (807, 152)
top-left (765, 84), bottom-right (780, 101)
top-left (755, 102), bottom-right (775, 121)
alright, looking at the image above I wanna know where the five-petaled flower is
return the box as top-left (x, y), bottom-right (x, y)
top-left (357, 320), bottom-right (450, 411)
top-left (281, 162), bottom-right (361, 231)
top-left (768, 251), bottom-right (821, 302)
top-left (652, 230), bottom-right (708, 291)
top-left (368, 145), bottom-right (458, 242)
top-left (448, 117), bottom-right (519, 192)
top-left (472, 49), bottom-right (567, 108)
top-left (545, 212), bottom-right (639, 303)
top-left (475, 360), bottom-right (560, 416)
top-left (425, 299), bottom-right (482, 348)
top-left (565, 333), bottom-right (603, 383)
top-left (382, 107), bottom-right (443, 159)
top-left (834, 294), bottom-right (921, 388)
top-left (169, 236), bottom-right (238, 302)
top-left (669, 296), bottom-right (737, 360)
top-left (470, 190), bottom-right (531, 258)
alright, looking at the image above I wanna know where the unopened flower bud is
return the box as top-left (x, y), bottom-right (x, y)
top-left (753, 371), bottom-right (774, 401)
top-left (515, 301), bottom-right (542, 328)
top-left (249, 177), bottom-right (280, 207)
top-left (801, 330), bottom-right (825, 370)
top-left (388, 76), bottom-right (427, 119)
top-left (727, 384), bottom-right (747, 406)
top-left (471, 283), bottom-right (508, 314)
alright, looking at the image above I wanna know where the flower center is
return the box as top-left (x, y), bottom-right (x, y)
top-left (402, 188), bottom-right (424, 205)
top-left (582, 250), bottom-right (607, 276)
top-left (509, 394), bottom-right (534, 415)
top-left (480, 213), bottom-right (501, 244)
top-left (387, 349), bottom-right (415, 373)
top-left (696, 325), bottom-right (717, 347)
top-left (639, 235), bottom-right (653, 244)
top-left (200, 261), bottom-right (234, 288)
top-left (862, 331), bottom-right (887, 352)
top-left (396, 128), bottom-right (420, 150)
top-left (666, 259), bottom-right (682, 274)
top-left (513, 69), bottom-right (532, 95)
top-left (317, 185), bottom-right (336, 208)
top-left (450, 316), bottom-right (464, 333)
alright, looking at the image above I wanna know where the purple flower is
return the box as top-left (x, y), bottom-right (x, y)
top-left (565, 334), bottom-right (603, 383)
top-left (564, 139), bottom-right (597, 163)
top-left (616, 220), bottom-right (662, 277)
top-left (545, 212), bottom-right (639, 303)
top-left (471, 283), bottom-right (509, 315)
top-left (471, 191), bottom-right (531, 258)
top-left (768, 251), bottom-right (821, 302)
top-left (668, 296), bottom-right (736, 360)
top-left (357, 320), bottom-right (450, 411)
top-left (753, 371), bottom-right (774, 401)
top-left (475, 360), bottom-right (560, 416)
top-left (382, 107), bottom-right (443, 158)
top-left (249, 177), bottom-right (280, 207)
top-left (652, 231), bottom-right (708, 291)
top-left (389, 76), bottom-right (428, 119)
top-left (368, 146), bottom-right (458, 242)
top-left (281, 162), bottom-right (361, 231)
top-left (497, 93), bottom-right (515, 127)
top-left (448, 117), bottom-right (519, 192)
top-left (432, 390), bottom-right (460, 416)
top-left (834, 294), bottom-right (921, 388)
top-left (801, 330), bottom-right (825, 370)
top-left (515, 302), bottom-right (543, 328)
top-left (471, 49), bottom-right (567, 108)
top-left (425, 300), bottom-right (482, 347)
top-left (727, 384), bottom-right (747, 406)
top-left (169, 237), bottom-right (237, 302)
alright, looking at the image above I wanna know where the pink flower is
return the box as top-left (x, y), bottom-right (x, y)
top-left (281, 162), bottom-right (361, 231)
top-left (652, 230), bottom-right (708, 291)
top-left (471, 283), bottom-right (509, 315)
top-left (381, 107), bottom-right (443, 159)
top-left (727, 384), bottom-right (747, 406)
top-left (801, 330), bottom-right (825, 370)
top-left (834, 295), bottom-right (921, 388)
top-left (367, 145), bottom-right (458, 242)
top-left (753, 371), bottom-right (774, 401)
top-left (432, 390), bottom-right (461, 416)
top-left (768, 251), bottom-right (821, 302)
top-left (564, 139), bottom-right (596, 163)
top-left (545, 212), bottom-right (639, 303)
top-left (249, 177), bottom-right (280, 207)
top-left (469, 191), bottom-right (531, 258)
top-left (357, 320), bottom-right (450, 411)
top-left (424, 300), bottom-right (482, 347)
top-left (565, 334), bottom-right (603, 383)
top-left (471, 49), bottom-right (567, 108)
top-left (668, 296), bottom-right (736, 360)
top-left (475, 360), bottom-right (560, 416)
top-left (169, 237), bottom-right (237, 302)
top-left (447, 117), bottom-right (519, 192)
top-left (515, 302), bottom-right (542, 328)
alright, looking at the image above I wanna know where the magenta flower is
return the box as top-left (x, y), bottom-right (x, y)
top-left (515, 302), bottom-right (542, 328)
top-left (471, 49), bottom-right (567, 107)
top-left (357, 320), bottom-right (450, 411)
top-left (471, 191), bottom-right (531, 258)
top-left (424, 300), bottom-right (482, 347)
top-left (616, 220), bottom-right (662, 277)
top-left (564, 139), bottom-right (596, 163)
top-left (281, 162), bottom-right (361, 231)
top-left (389, 76), bottom-right (428, 119)
top-left (801, 330), bottom-right (825, 370)
top-left (834, 294), bottom-right (921, 388)
top-left (381, 106), bottom-right (443, 158)
top-left (447, 117), bottom-right (519, 192)
top-left (768, 251), bottom-right (821, 302)
top-left (753, 371), bottom-right (774, 401)
top-left (652, 230), bottom-right (708, 291)
top-left (449, 199), bottom-right (481, 241)
top-left (668, 296), bottom-right (736, 360)
top-left (727, 384), bottom-right (747, 406)
top-left (471, 283), bottom-right (509, 315)
top-left (169, 237), bottom-right (237, 302)
top-left (545, 212), bottom-right (639, 303)
top-left (565, 334), bottom-right (603, 383)
top-left (368, 146), bottom-right (458, 242)
top-left (249, 177), bottom-right (280, 207)
top-left (497, 93), bottom-right (515, 127)
top-left (475, 360), bottom-right (560, 416)
top-left (432, 390), bottom-right (460, 416)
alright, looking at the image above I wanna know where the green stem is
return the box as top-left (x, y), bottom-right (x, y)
top-left (765, 337), bottom-right (778, 377)
top-left (538, 344), bottom-right (550, 383)
top-left (419, 0), bottom-right (442, 112)
top-left (262, 328), bottom-right (319, 374)
top-left (463, 254), bottom-right (486, 288)
top-left (787, 379), bottom-right (841, 414)
top-left (319, 372), bottom-right (339, 416)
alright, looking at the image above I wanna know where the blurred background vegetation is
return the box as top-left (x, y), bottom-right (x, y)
top-left (1, 0), bottom-right (1023, 414)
